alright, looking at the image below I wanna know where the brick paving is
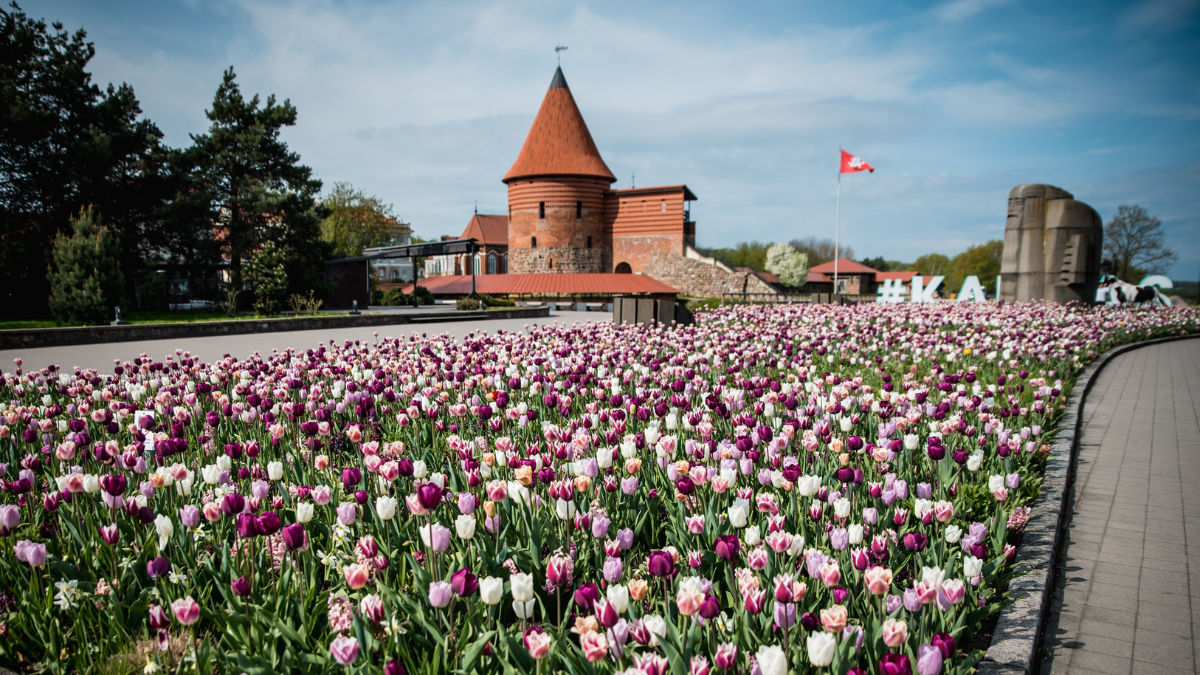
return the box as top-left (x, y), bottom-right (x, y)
top-left (1041, 339), bottom-right (1200, 675)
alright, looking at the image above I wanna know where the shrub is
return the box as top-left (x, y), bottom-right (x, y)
top-left (47, 207), bottom-right (125, 325)
top-left (456, 297), bottom-right (481, 310)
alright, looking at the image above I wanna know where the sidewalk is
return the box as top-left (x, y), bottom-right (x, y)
top-left (0, 311), bottom-right (610, 373)
top-left (1041, 338), bottom-right (1200, 675)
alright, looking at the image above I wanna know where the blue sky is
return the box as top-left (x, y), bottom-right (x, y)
top-left (30, 0), bottom-right (1200, 279)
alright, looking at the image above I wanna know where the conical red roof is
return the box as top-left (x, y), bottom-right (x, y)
top-left (503, 68), bottom-right (616, 184)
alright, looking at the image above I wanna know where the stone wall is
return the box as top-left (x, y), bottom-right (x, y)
top-left (509, 247), bottom-right (610, 274)
top-left (639, 249), bottom-right (778, 298)
top-left (612, 233), bottom-right (684, 274)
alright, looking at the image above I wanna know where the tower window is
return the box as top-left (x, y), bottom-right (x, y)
top-left (549, 258), bottom-right (553, 269)
top-left (531, 236), bottom-right (537, 249)
top-left (576, 201), bottom-right (582, 218)
top-left (587, 236), bottom-right (592, 249)
top-left (539, 202), bottom-right (545, 219)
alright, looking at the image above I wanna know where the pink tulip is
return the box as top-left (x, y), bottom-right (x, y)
top-left (344, 563), bottom-right (371, 590)
top-left (171, 596), bottom-right (200, 625)
top-left (882, 617), bottom-right (908, 648)
top-left (330, 635), bottom-right (360, 665)
top-left (580, 630), bottom-right (608, 662)
top-left (941, 579), bottom-right (966, 605)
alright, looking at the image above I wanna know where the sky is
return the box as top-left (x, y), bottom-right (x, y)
top-left (28, 0), bottom-right (1200, 280)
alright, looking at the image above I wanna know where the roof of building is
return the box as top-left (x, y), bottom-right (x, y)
top-left (876, 271), bottom-right (918, 282)
top-left (734, 267), bottom-right (781, 285)
top-left (401, 273), bottom-right (678, 296)
top-left (461, 214), bottom-right (509, 246)
top-left (610, 185), bottom-right (698, 201)
top-left (503, 67), bottom-right (617, 184)
top-left (806, 271), bottom-right (832, 283)
top-left (809, 258), bottom-right (880, 275)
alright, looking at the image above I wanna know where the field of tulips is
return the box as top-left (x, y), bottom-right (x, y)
top-left (0, 301), bottom-right (1196, 675)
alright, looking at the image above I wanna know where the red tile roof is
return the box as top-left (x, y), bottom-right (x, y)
top-left (402, 273), bottom-right (678, 296)
top-left (806, 271), bottom-right (832, 283)
top-left (610, 185), bottom-right (698, 201)
top-left (735, 267), bottom-right (781, 284)
top-left (461, 214), bottom-right (509, 246)
top-left (809, 258), bottom-right (879, 275)
top-left (876, 271), bottom-right (917, 282)
top-left (503, 68), bottom-right (616, 184)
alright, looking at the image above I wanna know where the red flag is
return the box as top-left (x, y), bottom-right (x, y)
top-left (840, 149), bottom-right (874, 174)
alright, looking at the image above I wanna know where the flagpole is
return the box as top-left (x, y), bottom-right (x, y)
top-left (834, 147), bottom-right (841, 296)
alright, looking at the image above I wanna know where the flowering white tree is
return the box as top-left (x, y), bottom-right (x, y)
top-left (765, 242), bottom-right (809, 287)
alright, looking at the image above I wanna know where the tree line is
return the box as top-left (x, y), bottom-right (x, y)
top-left (0, 4), bottom-right (404, 323)
top-left (701, 204), bottom-right (1177, 296)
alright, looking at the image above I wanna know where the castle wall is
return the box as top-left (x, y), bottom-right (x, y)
top-left (634, 249), bottom-right (778, 298)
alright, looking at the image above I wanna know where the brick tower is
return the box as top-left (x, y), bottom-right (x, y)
top-left (504, 67), bottom-right (615, 273)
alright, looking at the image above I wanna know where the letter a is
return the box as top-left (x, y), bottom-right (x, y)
top-left (957, 276), bottom-right (986, 302)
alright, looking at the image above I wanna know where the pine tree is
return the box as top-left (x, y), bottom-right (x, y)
top-left (245, 241), bottom-right (288, 316)
top-left (47, 206), bottom-right (124, 324)
top-left (189, 67), bottom-right (330, 304)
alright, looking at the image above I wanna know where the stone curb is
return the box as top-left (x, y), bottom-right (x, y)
top-left (0, 306), bottom-right (550, 351)
top-left (977, 332), bottom-right (1200, 675)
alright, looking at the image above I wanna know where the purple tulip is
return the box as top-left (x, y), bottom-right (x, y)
top-left (880, 653), bottom-right (911, 675)
top-left (417, 483), bottom-right (443, 510)
top-left (256, 511), bottom-right (281, 535)
top-left (0, 504), bottom-right (20, 529)
top-left (830, 528), bottom-right (849, 551)
top-left (220, 493), bottom-right (245, 516)
top-left (235, 512), bottom-right (261, 538)
top-left (603, 556), bottom-right (623, 582)
top-left (573, 582), bottom-right (601, 611)
top-left (620, 477), bottom-right (639, 495)
top-left (450, 567), bottom-right (478, 596)
top-left (648, 550), bottom-right (676, 578)
top-left (428, 581), bottom-right (452, 607)
top-left (148, 604), bottom-right (171, 629)
top-left (457, 493), bottom-right (478, 515)
top-left (931, 632), bottom-right (957, 659)
top-left (773, 601), bottom-right (796, 628)
top-left (146, 556), bottom-right (171, 579)
top-left (231, 576), bottom-right (251, 597)
top-left (591, 514), bottom-right (610, 539)
top-left (617, 528), bottom-right (634, 550)
top-left (341, 467), bottom-right (362, 491)
top-left (337, 502), bottom-right (357, 525)
top-left (179, 505), bottom-right (200, 528)
top-left (917, 645), bottom-right (943, 675)
top-left (282, 523), bottom-right (308, 550)
top-left (714, 534), bottom-right (739, 561)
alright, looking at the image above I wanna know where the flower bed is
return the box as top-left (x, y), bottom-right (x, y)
top-left (0, 302), bottom-right (1196, 675)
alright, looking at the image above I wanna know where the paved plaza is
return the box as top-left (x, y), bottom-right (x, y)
top-left (1042, 338), bottom-right (1200, 675)
top-left (0, 310), bottom-right (609, 372)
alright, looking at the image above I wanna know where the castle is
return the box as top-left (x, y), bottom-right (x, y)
top-left (424, 67), bottom-right (778, 299)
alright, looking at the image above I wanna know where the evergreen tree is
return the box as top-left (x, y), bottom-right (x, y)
top-left (245, 241), bottom-right (288, 316)
top-left (321, 182), bottom-right (409, 258)
top-left (1, 3), bottom-right (172, 317)
top-left (47, 206), bottom-right (123, 324)
top-left (189, 67), bottom-right (330, 303)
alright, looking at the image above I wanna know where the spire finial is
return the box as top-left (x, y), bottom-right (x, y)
top-left (555, 44), bottom-right (568, 66)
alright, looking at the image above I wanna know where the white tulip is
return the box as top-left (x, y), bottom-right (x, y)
top-left (833, 498), bottom-right (851, 519)
top-left (745, 525), bottom-right (761, 547)
top-left (758, 644), bottom-right (789, 675)
top-left (267, 462), bottom-right (283, 481)
top-left (480, 577), bottom-right (503, 605)
top-left (967, 451), bottom-right (984, 472)
top-left (727, 504), bottom-right (748, 528)
top-left (429, 473), bottom-right (446, 489)
top-left (806, 633), bottom-right (836, 668)
top-left (296, 502), bottom-right (314, 523)
top-left (797, 475), bottom-right (821, 497)
top-left (82, 474), bottom-right (100, 493)
top-left (921, 566), bottom-right (945, 590)
top-left (904, 434), bottom-right (919, 450)
top-left (456, 514), bottom-right (476, 540)
top-left (607, 584), bottom-right (630, 613)
top-left (787, 535), bottom-right (805, 557)
top-left (511, 572), bottom-right (534, 602)
top-left (945, 524), bottom-right (962, 543)
top-left (643, 615), bottom-right (667, 646)
top-left (848, 524), bottom-right (864, 545)
top-left (201, 465), bottom-right (219, 485)
top-left (513, 599), bottom-right (535, 619)
top-left (988, 475), bottom-right (1005, 493)
top-left (964, 555), bottom-right (983, 578)
top-left (216, 455), bottom-right (232, 472)
top-left (411, 460), bottom-right (427, 479)
top-left (555, 499), bottom-right (576, 521)
top-left (154, 514), bottom-right (173, 551)
top-left (375, 496), bottom-right (397, 521)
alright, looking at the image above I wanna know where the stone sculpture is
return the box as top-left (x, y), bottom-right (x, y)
top-left (999, 183), bottom-right (1103, 303)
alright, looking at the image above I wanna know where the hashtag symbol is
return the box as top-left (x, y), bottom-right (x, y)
top-left (876, 279), bottom-right (905, 304)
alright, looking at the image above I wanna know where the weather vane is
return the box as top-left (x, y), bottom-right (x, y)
top-left (555, 44), bottom-right (568, 65)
